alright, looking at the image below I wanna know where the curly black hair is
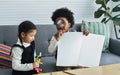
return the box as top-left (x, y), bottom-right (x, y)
top-left (51, 7), bottom-right (74, 28)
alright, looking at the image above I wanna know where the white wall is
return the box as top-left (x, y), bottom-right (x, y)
top-left (0, 0), bottom-right (101, 25)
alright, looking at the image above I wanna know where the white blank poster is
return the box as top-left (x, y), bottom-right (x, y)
top-left (56, 32), bottom-right (105, 67)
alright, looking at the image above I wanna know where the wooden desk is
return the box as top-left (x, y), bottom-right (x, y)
top-left (33, 63), bottom-right (120, 75)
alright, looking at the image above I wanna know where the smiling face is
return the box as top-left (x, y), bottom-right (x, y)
top-left (56, 17), bottom-right (71, 32)
top-left (21, 29), bottom-right (37, 43)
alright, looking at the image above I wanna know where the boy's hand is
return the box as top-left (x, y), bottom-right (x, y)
top-left (55, 30), bottom-right (64, 41)
top-left (83, 30), bottom-right (89, 36)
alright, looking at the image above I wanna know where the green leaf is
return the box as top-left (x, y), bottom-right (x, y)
top-left (104, 18), bottom-right (111, 23)
top-left (112, 14), bottom-right (120, 25)
top-left (96, 0), bottom-right (103, 4)
top-left (101, 18), bottom-right (107, 23)
top-left (112, 18), bottom-right (120, 22)
top-left (112, 4), bottom-right (120, 12)
top-left (111, 0), bottom-right (120, 2)
top-left (114, 21), bottom-right (120, 26)
top-left (101, 0), bottom-right (110, 9)
top-left (113, 14), bottom-right (120, 18)
top-left (101, 1), bottom-right (106, 9)
top-left (94, 10), bottom-right (105, 18)
top-left (94, 0), bottom-right (120, 25)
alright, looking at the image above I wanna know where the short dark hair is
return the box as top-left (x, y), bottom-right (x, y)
top-left (51, 7), bottom-right (74, 27)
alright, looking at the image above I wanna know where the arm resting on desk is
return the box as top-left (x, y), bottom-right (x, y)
top-left (109, 38), bottom-right (120, 56)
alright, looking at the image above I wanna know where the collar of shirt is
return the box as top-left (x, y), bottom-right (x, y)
top-left (16, 39), bottom-right (31, 48)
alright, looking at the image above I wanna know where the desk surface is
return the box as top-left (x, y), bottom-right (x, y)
top-left (33, 63), bottom-right (120, 75)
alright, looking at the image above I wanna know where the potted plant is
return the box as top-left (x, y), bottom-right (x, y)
top-left (94, 0), bottom-right (120, 26)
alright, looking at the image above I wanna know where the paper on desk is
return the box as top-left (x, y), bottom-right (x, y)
top-left (56, 32), bottom-right (105, 67)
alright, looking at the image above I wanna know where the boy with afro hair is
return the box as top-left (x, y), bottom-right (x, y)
top-left (48, 7), bottom-right (89, 71)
